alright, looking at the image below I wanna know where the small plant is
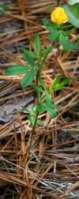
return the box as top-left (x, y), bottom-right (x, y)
top-left (5, 34), bottom-right (57, 149)
top-left (5, 1), bottom-right (79, 153)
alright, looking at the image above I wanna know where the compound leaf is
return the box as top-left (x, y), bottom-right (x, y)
top-left (23, 49), bottom-right (35, 66)
top-left (21, 67), bottom-right (35, 88)
top-left (5, 65), bottom-right (28, 76)
top-left (45, 92), bottom-right (57, 118)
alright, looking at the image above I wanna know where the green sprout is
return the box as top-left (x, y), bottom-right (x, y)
top-left (5, 33), bottom-right (57, 151)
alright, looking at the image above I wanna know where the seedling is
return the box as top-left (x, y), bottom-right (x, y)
top-left (5, 34), bottom-right (57, 151)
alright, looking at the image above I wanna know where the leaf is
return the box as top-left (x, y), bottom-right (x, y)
top-left (5, 65), bottom-right (28, 76)
top-left (59, 33), bottom-right (77, 51)
top-left (0, 3), bottom-right (8, 14)
top-left (33, 84), bottom-right (43, 94)
top-left (53, 79), bottom-right (70, 91)
top-left (38, 103), bottom-right (46, 113)
top-left (69, 4), bottom-right (79, 17)
top-left (23, 49), bottom-right (35, 66)
top-left (68, 0), bottom-right (79, 5)
top-left (48, 32), bottom-right (59, 42)
top-left (45, 92), bottom-right (57, 118)
top-left (49, 75), bottom-right (70, 92)
top-left (28, 105), bottom-right (42, 126)
top-left (34, 33), bottom-right (41, 58)
top-left (21, 67), bottom-right (35, 88)
top-left (43, 18), bottom-right (59, 32)
top-left (28, 105), bottom-right (36, 126)
top-left (43, 18), bottom-right (53, 31)
top-left (42, 45), bottom-right (53, 63)
top-left (62, 4), bottom-right (79, 28)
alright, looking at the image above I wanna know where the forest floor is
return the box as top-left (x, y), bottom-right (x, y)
top-left (0, 0), bottom-right (79, 199)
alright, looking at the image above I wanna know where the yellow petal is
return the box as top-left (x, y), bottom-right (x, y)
top-left (51, 7), bottom-right (68, 25)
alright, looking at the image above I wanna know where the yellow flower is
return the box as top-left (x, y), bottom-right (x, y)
top-left (51, 7), bottom-right (68, 25)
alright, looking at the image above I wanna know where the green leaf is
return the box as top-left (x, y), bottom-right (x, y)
top-left (23, 49), bottom-right (35, 66)
top-left (32, 84), bottom-right (43, 93)
top-left (49, 75), bottom-right (70, 92)
top-left (59, 33), bottom-right (76, 51)
top-left (28, 105), bottom-right (36, 126)
top-left (29, 105), bottom-right (42, 126)
top-left (43, 19), bottom-right (59, 32)
top-left (48, 31), bottom-right (59, 42)
top-left (42, 45), bottom-right (53, 63)
top-left (34, 33), bottom-right (41, 58)
top-left (38, 77), bottom-right (47, 91)
top-left (43, 19), bottom-right (53, 31)
top-left (62, 4), bottom-right (79, 28)
top-left (53, 80), bottom-right (69, 91)
top-left (0, 3), bottom-right (8, 14)
top-left (38, 103), bottom-right (46, 113)
top-left (45, 92), bottom-right (57, 118)
top-left (68, 0), bottom-right (79, 5)
top-left (21, 67), bottom-right (35, 87)
top-left (69, 4), bottom-right (79, 17)
top-left (5, 65), bottom-right (28, 76)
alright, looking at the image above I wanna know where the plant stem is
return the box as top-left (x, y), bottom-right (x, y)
top-left (29, 68), bottom-right (40, 156)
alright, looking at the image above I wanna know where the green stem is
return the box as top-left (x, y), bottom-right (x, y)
top-left (29, 68), bottom-right (40, 155)
top-left (32, 65), bottom-right (40, 132)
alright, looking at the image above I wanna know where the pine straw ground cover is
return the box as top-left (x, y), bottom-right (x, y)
top-left (0, 0), bottom-right (79, 199)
